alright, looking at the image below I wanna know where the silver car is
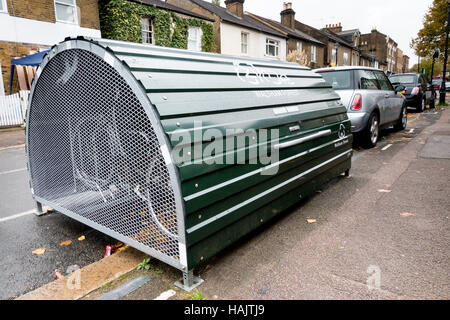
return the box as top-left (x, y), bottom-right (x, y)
top-left (315, 66), bottom-right (407, 148)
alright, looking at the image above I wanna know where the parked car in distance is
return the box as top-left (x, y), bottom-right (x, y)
top-left (446, 81), bottom-right (450, 92)
top-left (315, 66), bottom-right (407, 148)
top-left (389, 73), bottom-right (433, 112)
top-left (432, 78), bottom-right (442, 91)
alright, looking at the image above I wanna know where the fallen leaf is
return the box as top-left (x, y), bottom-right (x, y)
top-left (306, 219), bottom-right (317, 224)
top-left (378, 189), bottom-right (392, 193)
top-left (115, 244), bottom-right (129, 253)
top-left (32, 248), bottom-right (46, 255)
top-left (60, 240), bottom-right (72, 246)
top-left (400, 212), bottom-right (415, 217)
top-left (315, 190), bottom-right (322, 193)
top-left (78, 236), bottom-right (85, 241)
top-left (54, 269), bottom-right (64, 280)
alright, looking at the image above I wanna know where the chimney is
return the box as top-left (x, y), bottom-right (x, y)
top-left (324, 23), bottom-right (343, 33)
top-left (225, 0), bottom-right (245, 18)
top-left (280, 2), bottom-right (296, 30)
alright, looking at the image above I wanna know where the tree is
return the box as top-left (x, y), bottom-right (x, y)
top-left (410, 58), bottom-right (443, 80)
top-left (411, 0), bottom-right (448, 58)
top-left (212, 0), bottom-right (220, 6)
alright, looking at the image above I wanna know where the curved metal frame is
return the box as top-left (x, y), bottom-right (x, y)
top-left (26, 38), bottom-right (188, 271)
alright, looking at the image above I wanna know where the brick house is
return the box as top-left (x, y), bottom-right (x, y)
top-left (99, 0), bottom-right (215, 52)
top-left (402, 55), bottom-right (410, 73)
top-left (395, 48), bottom-right (404, 74)
top-left (359, 29), bottom-right (394, 72)
top-left (246, 2), bottom-right (325, 68)
top-left (294, 20), bottom-right (359, 68)
top-left (166, 0), bottom-right (288, 61)
top-left (0, 0), bottom-right (101, 94)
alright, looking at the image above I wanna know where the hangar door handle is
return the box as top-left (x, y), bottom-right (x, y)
top-left (274, 129), bottom-right (332, 150)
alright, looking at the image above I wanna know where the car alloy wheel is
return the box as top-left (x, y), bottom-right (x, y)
top-left (401, 107), bottom-right (407, 128)
top-left (370, 115), bottom-right (379, 145)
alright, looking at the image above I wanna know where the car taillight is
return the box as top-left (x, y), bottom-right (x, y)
top-left (411, 87), bottom-right (419, 95)
top-left (351, 94), bottom-right (362, 111)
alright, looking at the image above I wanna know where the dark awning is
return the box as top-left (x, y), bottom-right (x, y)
top-left (9, 50), bottom-right (49, 94)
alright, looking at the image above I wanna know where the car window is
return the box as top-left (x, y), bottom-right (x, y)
top-left (375, 71), bottom-right (394, 91)
top-left (359, 70), bottom-right (380, 90)
top-left (317, 70), bottom-right (352, 90)
top-left (389, 75), bottom-right (416, 85)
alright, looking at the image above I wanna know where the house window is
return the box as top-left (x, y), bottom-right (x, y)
top-left (141, 18), bottom-right (153, 44)
top-left (332, 48), bottom-right (337, 65)
top-left (311, 45), bottom-right (316, 63)
top-left (343, 52), bottom-right (349, 66)
top-left (296, 41), bottom-right (302, 52)
top-left (0, 0), bottom-right (8, 13)
top-left (241, 32), bottom-right (248, 54)
top-left (54, 0), bottom-right (77, 24)
top-left (266, 39), bottom-right (279, 57)
top-left (188, 27), bottom-right (203, 52)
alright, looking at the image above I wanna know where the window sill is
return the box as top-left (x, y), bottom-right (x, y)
top-left (55, 19), bottom-right (79, 26)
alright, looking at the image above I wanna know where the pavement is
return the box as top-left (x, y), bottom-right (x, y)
top-left (85, 106), bottom-right (450, 300)
top-left (2, 106), bottom-right (449, 300)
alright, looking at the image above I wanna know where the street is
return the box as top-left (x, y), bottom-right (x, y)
top-left (1, 107), bottom-right (448, 300)
top-left (0, 143), bottom-right (114, 300)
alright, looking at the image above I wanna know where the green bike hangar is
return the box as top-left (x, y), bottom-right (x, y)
top-left (25, 37), bottom-right (352, 291)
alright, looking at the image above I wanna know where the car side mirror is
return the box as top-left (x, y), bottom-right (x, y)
top-left (394, 85), bottom-right (405, 93)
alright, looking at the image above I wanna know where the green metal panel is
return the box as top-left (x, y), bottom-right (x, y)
top-left (28, 37), bottom-right (352, 272)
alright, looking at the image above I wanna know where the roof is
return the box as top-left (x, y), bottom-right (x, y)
top-left (127, 0), bottom-right (214, 21)
top-left (336, 29), bottom-right (360, 43)
top-left (297, 21), bottom-right (355, 49)
top-left (321, 30), bottom-right (356, 49)
top-left (246, 13), bottom-right (324, 46)
top-left (189, 0), bottom-right (286, 38)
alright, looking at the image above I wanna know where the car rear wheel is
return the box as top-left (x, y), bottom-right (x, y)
top-left (394, 105), bottom-right (407, 131)
top-left (363, 112), bottom-right (379, 148)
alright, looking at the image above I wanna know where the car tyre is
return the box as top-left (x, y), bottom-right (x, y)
top-left (363, 112), bottom-right (379, 148)
top-left (394, 105), bottom-right (407, 131)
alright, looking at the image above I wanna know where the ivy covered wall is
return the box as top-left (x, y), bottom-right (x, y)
top-left (98, 0), bottom-right (215, 52)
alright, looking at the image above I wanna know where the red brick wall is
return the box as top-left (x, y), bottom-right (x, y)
top-left (6, 0), bottom-right (99, 29)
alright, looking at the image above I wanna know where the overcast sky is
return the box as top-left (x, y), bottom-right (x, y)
top-left (218, 0), bottom-right (434, 68)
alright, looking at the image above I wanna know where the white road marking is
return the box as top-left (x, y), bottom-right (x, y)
top-left (409, 128), bottom-right (415, 134)
top-left (154, 289), bottom-right (176, 300)
top-left (0, 144), bottom-right (25, 151)
top-left (0, 209), bottom-right (35, 223)
top-left (0, 167), bottom-right (27, 175)
top-left (381, 144), bottom-right (393, 151)
top-left (0, 206), bottom-right (52, 223)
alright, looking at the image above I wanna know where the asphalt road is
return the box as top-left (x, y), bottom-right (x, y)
top-left (0, 145), bottom-right (114, 300)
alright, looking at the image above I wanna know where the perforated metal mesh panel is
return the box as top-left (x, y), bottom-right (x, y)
top-left (28, 49), bottom-right (180, 260)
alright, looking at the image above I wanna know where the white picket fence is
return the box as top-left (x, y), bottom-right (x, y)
top-left (0, 91), bottom-right (29, 128)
